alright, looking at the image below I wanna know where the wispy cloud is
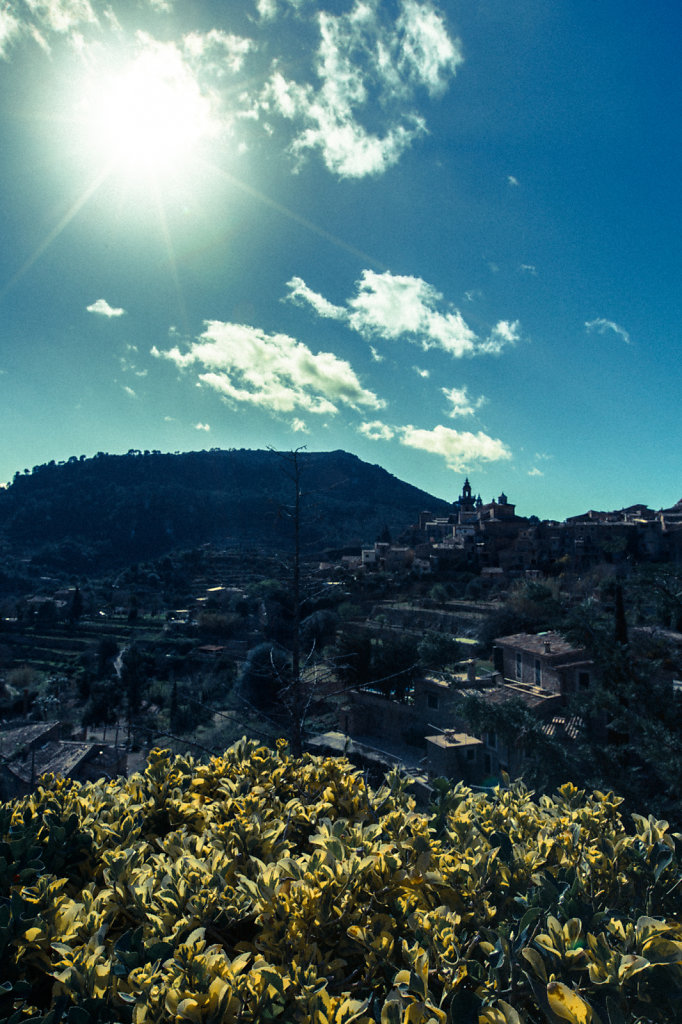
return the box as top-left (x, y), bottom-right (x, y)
top-left (183, 28), bottom-right (254, 76)
top-left (528, 467), bottom-right (544, 477)
top-left (194, 422), bottom-right (211, 431)
top-left (399, 424), bottom-right (512, 472)
top-left (507, 174), bottom-right (519, 186)
top-left (519, 264), bottom-right (537, 276)
top-left (122, 385), bottom-right (136, 398)
top-left (152, 320), bottom-right (384, 418)
top-left (24, 0), bottom-right (97, 37)
top-left (256, 0), bottom-right (307, 19)
top-left (414, 366), bottom-right (430, 378)
top-left (8, 0), bottom-right (459, 181)
top-left (585, 317), bottom-right (631, 345)
top-left (483, 319), bottom-right (521, 353)
top-left (259, 0), bottom-right (462, 177)
top-left (442, 385), bottom-right (485, 417)
top-left (87, 298), bottom-right (125, 318)
top-left (286, 270), bottom-right (521, 359)
top-left (286, 276), bottom-right (346, 320)
top-left (290, 417), bottom-right (309, 433)
top-left (0, 9), bottom-right (22, 58)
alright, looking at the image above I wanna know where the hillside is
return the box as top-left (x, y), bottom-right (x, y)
top-left (1, 742), bottom-right (681, 1023)
top-left (0, 449), bottom-right (452, 569)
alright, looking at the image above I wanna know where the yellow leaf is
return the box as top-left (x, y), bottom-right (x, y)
top-left (478, 1009), bottom-right (506, 1024)
top-left (617, 954), bottom-right (650, 980)
top-left (176, 997), bottom-right (202, 1022)
top-left (641, 937), bottom-right (682, 965)
top-left (546, 982), bottom-right (592, 1024)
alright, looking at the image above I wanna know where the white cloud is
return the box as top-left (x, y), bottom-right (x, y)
top-left (256, 0), bottom-right (307, 18)
top-left (257, 0), bottom-right (277, 18)
top-left (9, 0), bottom-right (458, 181)
top-left (397, 0), bottom-right (463, 96)
top-left (23, 0), bottom-right (97, 36)
top-left (194, 422), bottom-right (211, 431)
top-left (528, 467), bottom-right (544, 477)
top-left (0, 9), bottom-right (23, 57)
top-left (347, 270), bottom-right (483, 356)
top-left (288, 269), bottom-right (520, 359)
top-left (414, 366), bottom-right (430, 378)
top-left (260, 0), bottom-right (462, 177)
top-left (285, 276), bottom-right (346, 320)
top-left (399, 424), bottom-right (512, 472)
top-left (183, 28), bottom-right (253, 76)
top-left (152, 320), bottom-right (384, 417)
top-left (442, 385), bottom-right (485, 418)
top-left (87, 298), bottom-right (125, 317)
top-left (290, 417), bottom-right (309, 433)
top-left (585, 317), bottom-right (631, 345)
top-left (520, 264), bottom-right (537, 275)
top-left (482, 319), bottom-right (521, 353)
top-left (507, 174), bottom-right (519, 186)
top-left (359, 419), bottom-right (395, 441)
top-left (369, 345), bottom-right (384, 363)
top-left (122, 385), bottom-right (136, 398)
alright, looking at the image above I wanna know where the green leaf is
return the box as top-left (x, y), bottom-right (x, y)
top-left (521, 947), bottom-right (548, 983)
top-left (605, 996), bottom-right (626, 1024)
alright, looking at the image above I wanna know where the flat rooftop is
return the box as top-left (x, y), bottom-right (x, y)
top-left (494, 631), bottom-right (583, 658)
top-left (426, 732), bottom-right (483, 749)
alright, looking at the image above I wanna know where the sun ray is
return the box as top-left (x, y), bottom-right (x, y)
top-left (189, 156), bottom-right (388, 272)
top-left (0, 166), bottom-right (110, 303)
top-left (149, 176), bottom-right (189, 334)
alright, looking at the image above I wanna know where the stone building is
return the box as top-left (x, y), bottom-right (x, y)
top-left (492, 631), bottom-right (594, 698)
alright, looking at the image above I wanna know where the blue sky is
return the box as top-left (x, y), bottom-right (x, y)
top-left (0, 0), bottom-right (680, 520)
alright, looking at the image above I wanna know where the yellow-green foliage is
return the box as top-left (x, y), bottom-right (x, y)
top-left (1, 739), bottom-right (681, 1024)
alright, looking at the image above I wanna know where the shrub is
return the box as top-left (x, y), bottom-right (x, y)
top-left (0, 744), bottom-right (681, 1023)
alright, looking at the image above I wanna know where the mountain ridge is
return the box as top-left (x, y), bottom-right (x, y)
top-left (0, 448), bottom-right (453, 569)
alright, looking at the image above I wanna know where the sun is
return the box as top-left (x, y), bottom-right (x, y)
top-left (81, 44), bottom-right (216, 181)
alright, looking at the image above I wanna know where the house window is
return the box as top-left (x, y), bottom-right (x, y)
top-left (515, 652), bottom-right (522, 680)
top-left (427, 692), bottom-right (439, 710)
top-left (535, 659), bottom-right (542, 686)
top-left (579, 671), bottom-right (590, 690)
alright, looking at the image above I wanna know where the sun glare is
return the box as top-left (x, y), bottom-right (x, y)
top-left (83, 47), bottom-right (215, 180)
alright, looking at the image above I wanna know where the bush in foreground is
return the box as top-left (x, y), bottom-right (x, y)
top-left (1, 740), bottom-right (681, 1023)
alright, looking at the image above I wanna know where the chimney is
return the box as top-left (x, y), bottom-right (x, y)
top-left (543, 640), bottom-right (551, 653)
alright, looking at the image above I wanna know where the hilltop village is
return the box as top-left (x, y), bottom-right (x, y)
top-left (356, 477), bottom-right (682, 576)
top-left (1, 470), bottom-right (682, 822)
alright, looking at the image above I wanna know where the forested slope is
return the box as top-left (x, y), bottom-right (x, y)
top-left (1, 742), bottom-right (681, 1023)
top-left (0, 449), bottom-right (450, 569)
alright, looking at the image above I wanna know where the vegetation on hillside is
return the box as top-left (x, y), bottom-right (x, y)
top-left (0, 449), bottom-right (451, 570)
top-left (2, 742), bottom-right (682, 1023)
